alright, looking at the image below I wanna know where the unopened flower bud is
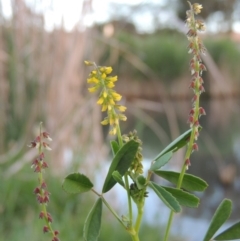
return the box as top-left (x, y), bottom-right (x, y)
top-left (193, 3), bottom-right (203, 14)
top-left (199, 107), bottom-right (206, 116)
top-left (185, 158), bottom-right (191, 170)
top-left (39, 211), bottom-right (45, 219)
top-left (42, 132), bottom-right (52, 141)
top-left (192, 143), bottom-right (199, 151)
top-left (43, 142), bottom-right (52, 151)
top-left (43, 225), bottom-right (49, 233)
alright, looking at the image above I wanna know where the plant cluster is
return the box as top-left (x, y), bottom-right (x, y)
top-left (28, 2), bottom-right (240, 241)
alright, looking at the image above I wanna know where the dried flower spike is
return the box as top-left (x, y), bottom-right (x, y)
top-left (28, 123), bottom-right (60, 241)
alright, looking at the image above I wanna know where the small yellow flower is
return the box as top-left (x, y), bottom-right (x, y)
top-left (107, 76), bottom-right (118, 82)
top-left (102, 105), bottom-right (107, 111)
top-left (87, 77), bottom-right (99, 84)
top-left (105, 67), bottom-right (112, 74)
top-left (109, 98), bottom-right (115, 105)
top-left (101, 73), bottom-right (107, 79)
top-left (97, 97), bottom-right (104, 105)
top-left (103, 91), bottom-right (108, 98)
top-left (107, 82), bottom-right (115, 88)
top-left (84, 60), bottom-right (94, 66)
top-left (109, 127), bottom-right (117, 135)
top-left (101, 118), bottom-right (109, 125)
top-left (88, 86), bottom-right (98, 93)
top-left (112, 92), bottom-right (122, 101)
top-left (119, 114), bottom-right (127, 121)
top-left (116, 105), bottom-right (127, 112)
top-left (109, 117), bottom-right (115, 125)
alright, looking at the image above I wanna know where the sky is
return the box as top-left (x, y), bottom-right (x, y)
top-left (1, 0), bottom-right (240, 33)
top-left (1, 0), bottom-right (147, 31)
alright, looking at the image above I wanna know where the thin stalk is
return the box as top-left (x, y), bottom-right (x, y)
top-left (135, 201), bottom-right (144, 233)
top-left (91, 189), bottom-right (126, 229)
top-left (124, 174), bottom-right (133, 226)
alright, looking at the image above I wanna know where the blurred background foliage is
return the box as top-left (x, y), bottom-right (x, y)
top-left (0, 0), bottom-right (240, 240)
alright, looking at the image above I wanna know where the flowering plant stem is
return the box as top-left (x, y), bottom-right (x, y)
top-left (163, 2), bottom-right (205, 240)
top-left (117, 124), bottom-right (141, 240)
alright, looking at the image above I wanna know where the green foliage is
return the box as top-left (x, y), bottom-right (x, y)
top-left (62, 173), bottom-right (94, 194)
top-left (214, 221), bottom-right (240, 240)
top-left (110, 140), bottom-right (120, 156)
top-left (150, 151), bottom-right (173, 171)
top-left (149, 182), bottom-right (181, 213)
top-left (152, 128), bottom-right (194, 163)
top-left (84, 198), bottom-right (103, 241)
top-left (161, 186), bottom-right (199, 208)
top-left (102, 140), bottom-right (139, 193)
top-left (205, 38), bottom-right (240, 68)
top-left (116, 31), bottom-right (189, 81)
top-left (203, 199), bottom-right (232, 241)
top-left (154, 170), bottom-right (208, 192)
top-left (112, 171), bottom-right (125, 188)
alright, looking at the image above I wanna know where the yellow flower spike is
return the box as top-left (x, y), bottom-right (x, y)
top-left (112, 92), bottom-right (122, 101)
top-left (85, 62), bottom-right (127, 135)
top-left (97, 97), bottom-right (104, 105)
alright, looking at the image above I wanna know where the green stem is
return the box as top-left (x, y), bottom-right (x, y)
top-left (164, 94), bottom-right (200, 241)
top-left (116, 124), bottom-right (123, 147)
top-left (124, 174), bottom-right (133, 225)
top-left (135, 201), bottom-right (144, 233)
top-left (102, 196), bottom-right (126, 229)
top-left (131, 234), bottom-right (140, 241)
top-left (116, 124), bottom-right (133, 227)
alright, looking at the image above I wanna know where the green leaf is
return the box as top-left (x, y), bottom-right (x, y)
top-left (153, 128), bottom-right (194, 162)
top-left (136, 175), bottom-right (147, 190)
top-left (154, 170), bottom-right (208, 192)
top-left (149, 181), bottom-right (181, 212)
top-left (161, 186), bottom-right (199, 208)
top-left (110, 140), bottom-right (119, 156)
top-left (112, 171), bottom-right (125, 188)
top-left (150, 151), bottom-right (173, 171)
top-left (102, 140), bottom-right (139, 193)
top-left (83, 198), bottom-right (102, 241)
top-left (214, 221), bottom-right (240, 240)
top-left (203, 199), bottom-right (232, 241)
top-left (62, 173), bottom-right (94, 194)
